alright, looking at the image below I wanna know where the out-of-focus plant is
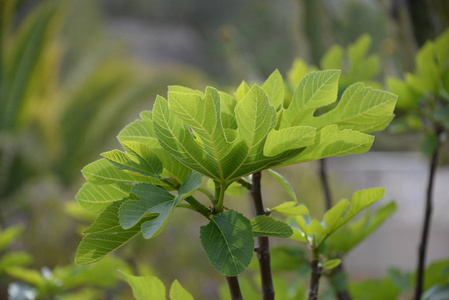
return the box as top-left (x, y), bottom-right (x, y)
top-left (6, 256), bottom-right (130, 300)
top-left (387, 29), bottom-right (449, 300)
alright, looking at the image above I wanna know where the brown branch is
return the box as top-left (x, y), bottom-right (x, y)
top-left (251, 172), bottom-right (275, 300)
top-left (414, 127), bottom-right (442, 300)
top-left (226, 276), bottom-right (243, 300)
top-left (309, 259), bottom-right (323, 300)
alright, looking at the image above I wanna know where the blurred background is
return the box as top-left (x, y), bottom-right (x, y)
top-left (0, 0), bottom-right (448, 299)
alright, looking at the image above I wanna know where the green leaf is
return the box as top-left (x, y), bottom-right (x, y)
top-left (326, 201), bottom-right (397, 254)
top-left (316, 188), bottom-right (385, 246)
top-left (82, 158), bottom-right (166, 186)
top-left (287, 58), bottom-right (316, 88)
top-left (0, 226), bottom-right (24, 251)
top-left (262, 69), bottom-right (284, 109)
top-left (120, 271), bottom-right (166, 300)
top-left (76, 182), bottom-right (131, 213)
top-left (267, 169), bottom-right (298, 202)
top-left (281, 70), bottom-right (340, 128)
top-left (251, 215), bottom-right (293, 238)
top-left (119, 172), bottom-right (202, 238)
top-left (235, 81), bottom-right (250, 101)
top-left (263, 126), bottom-right (316, 157)
top-left (153, 95), bottom-right (221, 180)
top-left (200, 210), bottom-right (254, 276)
top-left (76, 201), bottom-right (153, 264)
top-left (5, 267), bottom-right (44, 286)
top-left (170, 280), bottom-right (194, 300)
top-left (117, 112), bottom-right (160, 148)
top-left (101, 141), bottom-right (162, 178)
top-left (320, 45), bottom-right (343, 70)
top-left (0, 252), bottom-right (33, 273)
top-left (287, 125), bottom-right (374, 164)
top-left (323, 259), bottom-right (341, 269)
top-left (269, 201), bottom-right (308, 216)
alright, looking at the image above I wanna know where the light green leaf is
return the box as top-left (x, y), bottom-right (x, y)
top-left (219, 92), bottom-right (238, 129)
top-left (153, 95), bottom-right (221, 180)
top-left (316, 188), bottom-right (385, 246)
top-left (281, 70), bottom-right (340, 128)
top-left (76, 182), bottom-right (130, 213)
top-left (263, 126), bottom-right (316, 157)
top-left (168, 87), bottom-right (232, 178)
top-left (323, 259), bottom-right (341, 269)
top-left (82, 158), bottom-right (166, 186)
top-left (120, 271), bottom-right (166, 300)
top-left (76, 201), bottom-right (152, 264)
top-left (168, 85), bottom-right (204, 96)
top-left (235, 81), bottom-right (250, 101)
top-left (269, 201), bottom-right (308, 216)
top-left (200, 210), bottom-right (254, 276)
top-left (5, 267), bottom-right (44, 286)
top-left (267, 169), bottom-right (298, 202)
top-left (320, 45), bottom-right (343, 70)
top-left (102, 141), bottom-right (162, 177)
top-left (251, 215), bottom-right (293, 238)
top-left (170, 280), bottom-right (194, 300)
top-left (0, 226), bottom-right (24, 251)
top-left (326, 201), bottom-right (397, 254)
top-left (207, 179), bottom-right (249, 197)
top-left (0, 252), bottom-right (33, 272)
top-left (119, 172), bottom-right (202, 238)
top-left (117, 112), bottom-right (160, 148)
top-left (262, 69), bottom-right (284, 109)
top-left (287, 58), bottom-right (316, 88)
top-left (288, 125), bottom-right (374, 164)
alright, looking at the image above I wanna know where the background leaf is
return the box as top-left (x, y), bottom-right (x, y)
top-left (251, 215), bottom-right (293, 238)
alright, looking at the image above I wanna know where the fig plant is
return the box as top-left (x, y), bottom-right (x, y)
top-left (387, 29), bottom-right (449, 300)
top-left (75, 67), bottom-right (397, 299)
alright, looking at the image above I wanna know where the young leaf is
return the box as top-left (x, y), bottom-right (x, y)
top-left (269, 201), bottom-right (309, 216)
top-left (251, 215), bottom-right (293, 238)
top-left (76, 201), bottom-right (154, 264)
top-left (263, 126), bottom-right (316, 157)
top-left (281, 70), bottom-right (341, 128)
top-left (119, 172), bottom-right (202, 239)
top-left (0, 252), bottom-right (33, 273)
top-left (200, 210), bottom-right (254, 276)
top-left (170, 280), bottom-right (194, 300)
top-left (120, 271), bottom-right (166, 300)
top-left (82, 158), bottom-right (167, 186)
top-left (235, 81), bottom-right (250, 101)
top-left (287, 125), bottom-right (374, 164)
top-left (76, 182), bottom-right (131, 213)
top-left (323, 259), bottom-right (341, 270)
top-left (267, 169), bottom-right (298, 202)
top-left (101, 141), bottom-right (163, 177)
top-left (117, 113), bottom-right (160, 148)
top-left (0, 226), bottom-right (24, 251)
top-left (262, 69), bottom-right (284, 109)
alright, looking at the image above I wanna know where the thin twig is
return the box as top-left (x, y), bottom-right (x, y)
top-left (414, 127), bottom-right (442, 300)
top-left (251, 172), bottom-right (275, 300)
top-left (319, 158), bottom-right (332, 211)
top-left (226, 276), bottom-right (244, 300)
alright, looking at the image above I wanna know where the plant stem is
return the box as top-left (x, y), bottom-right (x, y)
top-left (309, 254), bottom-right (323, 300)
top-left (226, 276), bottom-right (244, 300)
top-left (414, 128), bottom-right (442, 300)
top-left (329, 260), bottom-right (351, 300)
top-left (184, 196), bottom-right (211, 218)
top-left (251, 172), bottom-right (275, 300)
top-left (319, 158), bottom-right (332, 211)
top-left (214, 182), bottom-right (226, 213)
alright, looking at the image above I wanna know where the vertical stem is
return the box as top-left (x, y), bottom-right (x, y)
top-left (226, 276), bottom-right (243, 300)
top-left (329, 261), bottom-right (351, 300)
top-left (414, 128), bottom-right (442, 300)
top-left (251, 172), bottom-right (275, 300)
top-left (319, 158), bottom-right (332, 211)
top-left (309, 255), bottom-right (323, 300)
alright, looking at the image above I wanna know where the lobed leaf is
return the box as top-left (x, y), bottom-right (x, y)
top-left (76, 202), bottom-right (153, 264)
top-left (200, 210), bottom-right (254, 276)
top-left (119, 172), bottom-right (202, 238)
top-left (76, 182), bottom-right (131, 213)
